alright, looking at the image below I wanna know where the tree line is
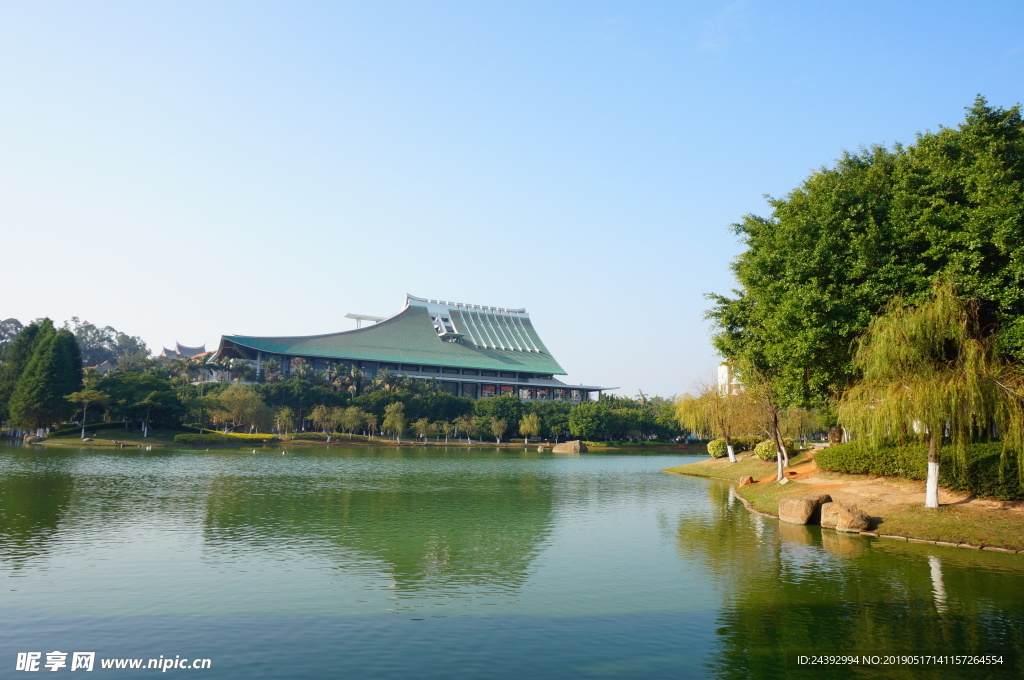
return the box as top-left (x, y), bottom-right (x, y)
top-left (0, 320), bottom-right (684, 443)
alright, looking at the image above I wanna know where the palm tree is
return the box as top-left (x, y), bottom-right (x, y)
top-left (261, 358), bottom-right (280, 383)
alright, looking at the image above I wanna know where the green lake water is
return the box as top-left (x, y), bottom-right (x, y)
top-left (1, 442), bottom-right (1022, 678)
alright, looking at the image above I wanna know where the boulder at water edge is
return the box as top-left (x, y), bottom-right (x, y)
top-left (821, 502), bottom-right (872, 532)
top-left (552, 440), bottom-right (587, 454)
top-left (779, 498), bottom-right (818, 524)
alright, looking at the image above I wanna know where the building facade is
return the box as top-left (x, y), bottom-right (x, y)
top-left (213, 295), bottom-right (610, 402)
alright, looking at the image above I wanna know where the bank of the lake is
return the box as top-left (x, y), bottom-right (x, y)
top-left (665, 452), bottom-right (1024, 553)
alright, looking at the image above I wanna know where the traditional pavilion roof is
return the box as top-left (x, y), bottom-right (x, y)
top-left (217, 295), bottom-right (567, 375)
top-left (160, 342), bottom-right (207, 359)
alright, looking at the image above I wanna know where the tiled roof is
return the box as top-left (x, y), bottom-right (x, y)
top-left (220, 304), bottom-right (567, 375)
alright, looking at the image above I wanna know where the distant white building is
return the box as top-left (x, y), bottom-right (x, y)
top-left (717, 360), bottom-right (744, 396)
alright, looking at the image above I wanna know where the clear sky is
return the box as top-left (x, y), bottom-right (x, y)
top-left (2, 1), bottom-right (1022, 398)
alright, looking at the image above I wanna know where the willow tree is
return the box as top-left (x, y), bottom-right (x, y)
top-left (674, 380), bottom-right (756, 463)
top-left (837, 282), bottom-right (1024, 508)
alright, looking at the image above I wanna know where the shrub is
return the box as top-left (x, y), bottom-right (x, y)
top-left (816, 441), bottom-right (1024, 500)
top-left (731, 436), bottom-right (761, 453)
top-left (752, 438), bottom-right (797, 461)
top-left (707, 439), bottom-right (728, 458)
top-left (753, 440), bottom-right (777, 461)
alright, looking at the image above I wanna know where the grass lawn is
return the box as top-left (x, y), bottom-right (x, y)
top-left (663, 450), bottom-right (810, 482)
top-left (42, 428), bottom-right (185, 448)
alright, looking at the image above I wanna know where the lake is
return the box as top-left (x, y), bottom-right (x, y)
top-left (1, 442), bottom-right (1022, 678)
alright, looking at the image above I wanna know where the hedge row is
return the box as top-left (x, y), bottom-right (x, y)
top-left (816, 441), bottom-right (1024, 500)
top-left (707, 437), bottom-right (792, 459)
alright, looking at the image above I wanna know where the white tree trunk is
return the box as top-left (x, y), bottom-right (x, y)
top-left (726, 444), bottom-right (736, 463)
top-left (925, 461), bottom-right (940, 508)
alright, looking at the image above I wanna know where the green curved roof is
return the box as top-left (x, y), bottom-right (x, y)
top-left (220, 305), bottom-right (567, 375)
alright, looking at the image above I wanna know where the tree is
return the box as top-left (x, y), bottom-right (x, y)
top-left (837, 281), bottom-right (1024, 508)
top-left (382, 402), bottom-right (406, 443)
top-left (439, 420), bottom-right (455, 444)
top-left (568, 402), bottom-right (607, 440)
top-left (341, 406), bottom-right (365, 439)
top-left (261, 358), bottom-right (281, 383)
top-left (218, 385), bottom-right (265, 431)
top-left (519, 413), bottom-right (541, 445)
top-left (0, 318), bottom-right (23, 353)
top-left (709, 97), bottom-right (1024, 409)
top-left (675, 380), bottom-right (757, 462)
top-left (489, 417), bottom-right (508, 444)
top-left (9, 327), bottom-right (82, 432)
top-left (365, 413), bottom-right (379, 440)
top-left (274, 406), bottom-right (295, 436)
top-left (66, 317), bottom-right (147, 366)
top-left (65, 389), bottom-right (109, 438)
top-left (413, 417), bottom-right (434, 443)
top-left (455, 414), bottom-right (474, 443)
top-left (0, 319), bottom-right (49, 424)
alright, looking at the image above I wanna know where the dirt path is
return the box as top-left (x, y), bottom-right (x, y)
top-left (759, 449), bottom-right (1024, 516)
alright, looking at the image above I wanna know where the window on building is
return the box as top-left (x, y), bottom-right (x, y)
top-left (536, 388), bottom-right (550, 401)
top-left (519, 387), bottom-right (534, 400)
top-left (442, 367), bottom-right (460, 375)
top-left (462, 369), bottom-right (479, 376)
top-left (462, 383), bottom-right (478, 398)
top-left (481, 370), bottom-right (497, 377)
top-left (481, 384), bottom-right (496, 398)
top-left (401, 364), bottom-right (419, 373)
top-left (499, 385), bottom-right (514, 396)
top-left (421, 366), bottom-right (439, 373)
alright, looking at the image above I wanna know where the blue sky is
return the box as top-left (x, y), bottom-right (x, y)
top-left (2, 1), bottom-right (1022, 397)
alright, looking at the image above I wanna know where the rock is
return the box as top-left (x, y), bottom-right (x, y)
top-left (537, 446), bottom-right (544, 452)
top-left (23, 434), bottom-right (43, 444)
top-left (779, 498), bottom-right (818, 524)
top-left (552, 440), bottom-right (587, 454)
top-left (821, 501), bottom-right (872, 532)
top-left (779, 478), bottom-right (790, 485)
top-left (738, 476), bottom-right (755, 486)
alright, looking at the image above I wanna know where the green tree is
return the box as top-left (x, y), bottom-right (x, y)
top-left (837, 281), bottom-right (1024, 508)
top-left (568, 402), bottom-right (607, 440)
top-left (9, 327), bottom-right (82, 432)
top-left (455, 414), bottom-right (474, 443)
top-left (0, 319), bottom-right (50, 424)
top-left (519, 413), bottom-right (541, 445)
top-left (439, 419), bottom-right (455, 444)
top-left (675, 381), bottom-right (756, 462)
top-left (489, 417), bottom-right (508, 444)
top-left (341, 406), bottom-right (365, 439)
top-left (65, 389), bottom-right (109, 438)
top-left (274, 406), bottom-right (295, 436)
top-left (382, 402), bottom-right (406, 443)
top-left (413, 417), bottom-right (434, 442)
top-left (218, 385), bottom-right (265, 431)
top-left (709, 97), bottom-right (1024, 409)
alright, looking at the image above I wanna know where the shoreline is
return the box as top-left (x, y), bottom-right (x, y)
top-left (665, 453), bottom-right (1024, 554)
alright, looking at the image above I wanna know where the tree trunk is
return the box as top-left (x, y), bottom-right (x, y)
top-left (926, 430), bottom-right (941, 508)
top-left (724, 435), bottom-right (737, 463)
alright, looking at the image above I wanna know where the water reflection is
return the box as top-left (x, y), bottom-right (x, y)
top-left (201, 450), bottom-right (555, 594)
top-left (677, 480), bottom-right (1024, 679)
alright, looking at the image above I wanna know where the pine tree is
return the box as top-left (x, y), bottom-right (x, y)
top-left (9, 327), bottom-right (83, 431)
top-left (0, 319), bottom-right (51, 423)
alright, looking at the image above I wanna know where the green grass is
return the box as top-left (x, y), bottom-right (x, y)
top-left (734, 473), bottom-right (1024, 552)
top-left (43, 428), bottom-right (185, 448)
top-left (664, 451), bottom-right (810, 482)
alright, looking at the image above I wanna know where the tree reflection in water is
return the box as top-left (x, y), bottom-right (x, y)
top-left (676, 480), bottom-right (1024, 679)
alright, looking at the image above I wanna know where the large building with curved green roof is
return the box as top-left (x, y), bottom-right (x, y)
top-left (214, 295), bottom-right (609, 401)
